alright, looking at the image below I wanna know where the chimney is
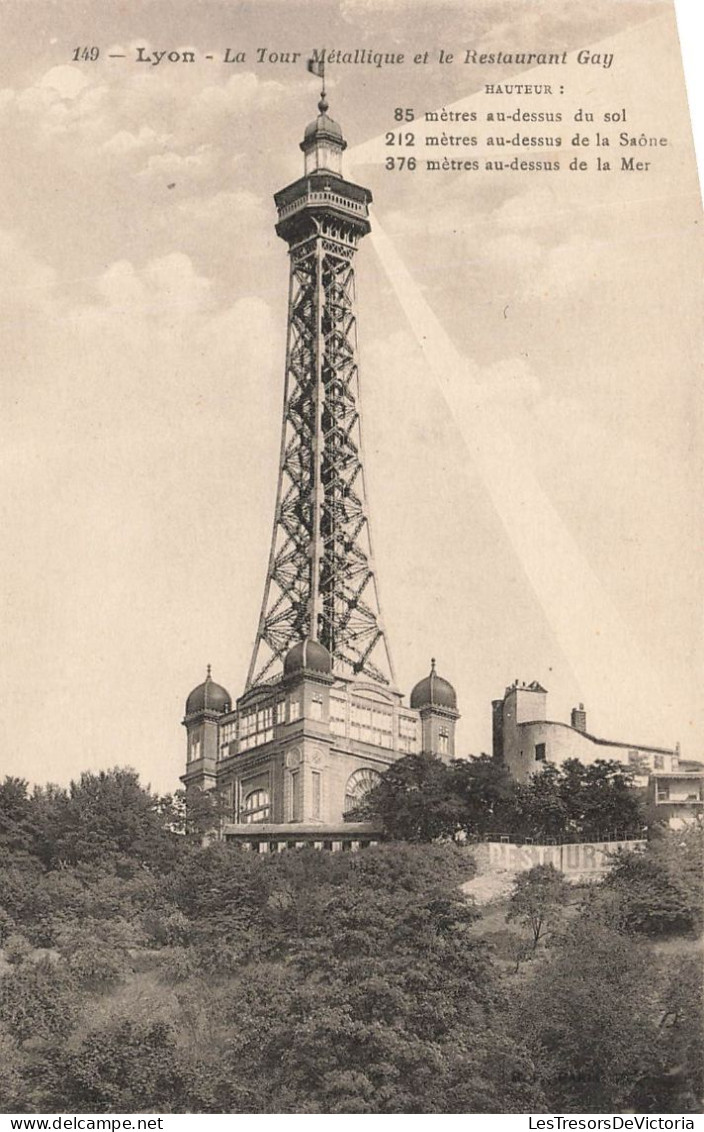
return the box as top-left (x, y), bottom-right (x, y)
top-left (571, 703), bottom-right (587, 733)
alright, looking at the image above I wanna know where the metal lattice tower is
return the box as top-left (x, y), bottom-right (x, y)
top-left (246, 93), bottom-right (396, 691)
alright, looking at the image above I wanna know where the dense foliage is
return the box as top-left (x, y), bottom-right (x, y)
top-left (0, 768), bottom-right (701, 1114)
top-left (360, 753), bottom-right (647, 842)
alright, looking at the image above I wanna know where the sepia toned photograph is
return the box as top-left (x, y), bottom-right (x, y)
top-left (0, 0), bottom-right (702, 1117)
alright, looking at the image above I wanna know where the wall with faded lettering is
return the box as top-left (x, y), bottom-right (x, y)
top-left (472, 839), bottom-right (645, 881)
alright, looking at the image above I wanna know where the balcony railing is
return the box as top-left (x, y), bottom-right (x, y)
top-left (277, 188), bottom-right (367, 220)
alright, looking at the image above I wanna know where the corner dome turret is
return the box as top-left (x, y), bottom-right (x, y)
top-left (185, 666), bottom-right (231, 716)
top-left (283, 637), bottom-right (332, 678)
top-left (410, 659), bottom-right (457, 711)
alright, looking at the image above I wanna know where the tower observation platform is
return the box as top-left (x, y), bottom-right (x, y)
top-left (180, 82), bottom-right (460, 848)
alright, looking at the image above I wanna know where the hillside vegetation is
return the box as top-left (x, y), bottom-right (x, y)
top-left (0, 768), bottom-right (701, 1114)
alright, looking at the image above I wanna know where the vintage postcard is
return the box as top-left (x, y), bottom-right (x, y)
top-left (0, 0), bottom-right (701, 1119)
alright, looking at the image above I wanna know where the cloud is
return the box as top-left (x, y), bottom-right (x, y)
top-left (93, 253), bottom-right (213, 321)
top-left (187, 72), bottom-right (285, 120)
top-left (136, 145), bottom-right (217, 185)
top-left (0, 60), bottom-right (286, 162)
top-left (38, 65), bottom-right (91, 99)
top-left (101, 125), bottom-right (170, 155)
top-left (170, 188), bottom-right (266, 228)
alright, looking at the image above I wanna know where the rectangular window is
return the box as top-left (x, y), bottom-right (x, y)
top-left (330, 696), bottom-right (347, 737)
top-left (239, 704), bottom-right (276, 749)
top-left (290, 770), bottom-right (301, 821)
top-left (628, 750), bottom-right (650, 774)
top-left (657, 783), bottom-right (670, 802)
top-left (398, 715), bottom-right (419, 754)
top-left (351, 703), bottom-right (375, 744)
top-left (261, 705), bottom-right (273, 744)
top-left (276, 700), bottom-right (286, 725)
top-left (653, 754), bottom-right (664, 770)
top-left (372, 709), bottom-right (393, 748)
top-left (310, 694), bottom-right (323, 721)
top-left (535, 743), bottom-right (546, 762)
top-left (312, 771), bottom-right (322, 819)
top-left (289, 699), bottom-right (301, 722)
top-left (220, 720), bottom-right (237, 746)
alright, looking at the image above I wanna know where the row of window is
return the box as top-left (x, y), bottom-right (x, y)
top-left (655, 784), bottom-right (702, 803)
top-left (217, 696), bottom-right (421, 755)
top-left (629, 750), bottom-right (666, 772)
top-left (331, 697), bottom-right (420, 752)
top-left (220, 696), bottom-right (325, 753)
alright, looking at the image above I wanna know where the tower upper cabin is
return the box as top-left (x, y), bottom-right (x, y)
top-left (274, 97), bottom-right (371, 248)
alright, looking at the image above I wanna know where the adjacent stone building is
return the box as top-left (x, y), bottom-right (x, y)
top-left (492, 679), bottom-right (680, 786)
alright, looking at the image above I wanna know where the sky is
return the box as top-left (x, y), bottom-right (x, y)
top-left (0, 0), bottom-right (701, 793)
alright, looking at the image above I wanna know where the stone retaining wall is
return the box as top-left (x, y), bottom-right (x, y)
top-left (472, 839), bottom-right (645, 881)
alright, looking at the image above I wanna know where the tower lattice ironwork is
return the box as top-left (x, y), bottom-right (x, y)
top-left (246, 93), bottom-right (395, 690)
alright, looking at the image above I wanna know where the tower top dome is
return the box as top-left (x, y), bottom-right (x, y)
top-left (300, 93), bottom-right (347, 176)
top-left (283, 637), bottom-right (332, 678)
top-left (302, 102), bottom-right (345, 147)
top-left (185, 666), bottom-right (231, 716)
top-left (410, 659), bottom-right (457, 711)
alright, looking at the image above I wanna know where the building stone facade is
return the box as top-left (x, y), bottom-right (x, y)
top-left (182, 651), bottom-right (458, 845)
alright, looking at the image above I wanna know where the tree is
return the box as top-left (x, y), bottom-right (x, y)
top-left (601, 825), bottom-right (704, 937)
top-left (579, 760), bottom-right (645, 836)
top-left (0, 778), bottom-right (40, 862)
top-left (0, 1026), bottom-right (28, 1111)
top-left (362, 754), bottom-right (462, 841)
top-left (365, 754), bottom-right (646, 846)
top-left (506, 863), bottom-right (571, 953)
top-left (450, 754), bottom-right (519, 838)
top-left (52, 1019), bottom-right (188, 1112)
top-left (0, 957), bottom-right (79, 1045)
top-left (188, 842), bottom-right (542, 1113)
top-left (514, 918), bottom-right (661, 1112)
top-left (512, 759), bottom-right (646, 841)
top-left (35, 768), bottom-right (181, 872)
top-left (513, 763), bottom-right (570, 840)
top-left (631, 953), bottom-right (704, 1113)
top-left (171, 784), bottom-right (229, 840)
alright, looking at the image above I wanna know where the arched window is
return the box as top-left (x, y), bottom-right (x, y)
top-left (344, 768), bottom-right (382, 815)
top-left (241, 788), bottom-right (271, 824)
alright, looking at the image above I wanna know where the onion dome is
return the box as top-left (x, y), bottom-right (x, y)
top-left (185, 665), bottom-right (231, 715)
top-left (283, 636), bottom-right (332, 678)
top-left (410, 658), bottom-right (457, 711)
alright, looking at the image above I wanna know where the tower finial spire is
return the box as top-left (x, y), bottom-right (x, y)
top-left (307, 53), bottom-right (327, 113)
